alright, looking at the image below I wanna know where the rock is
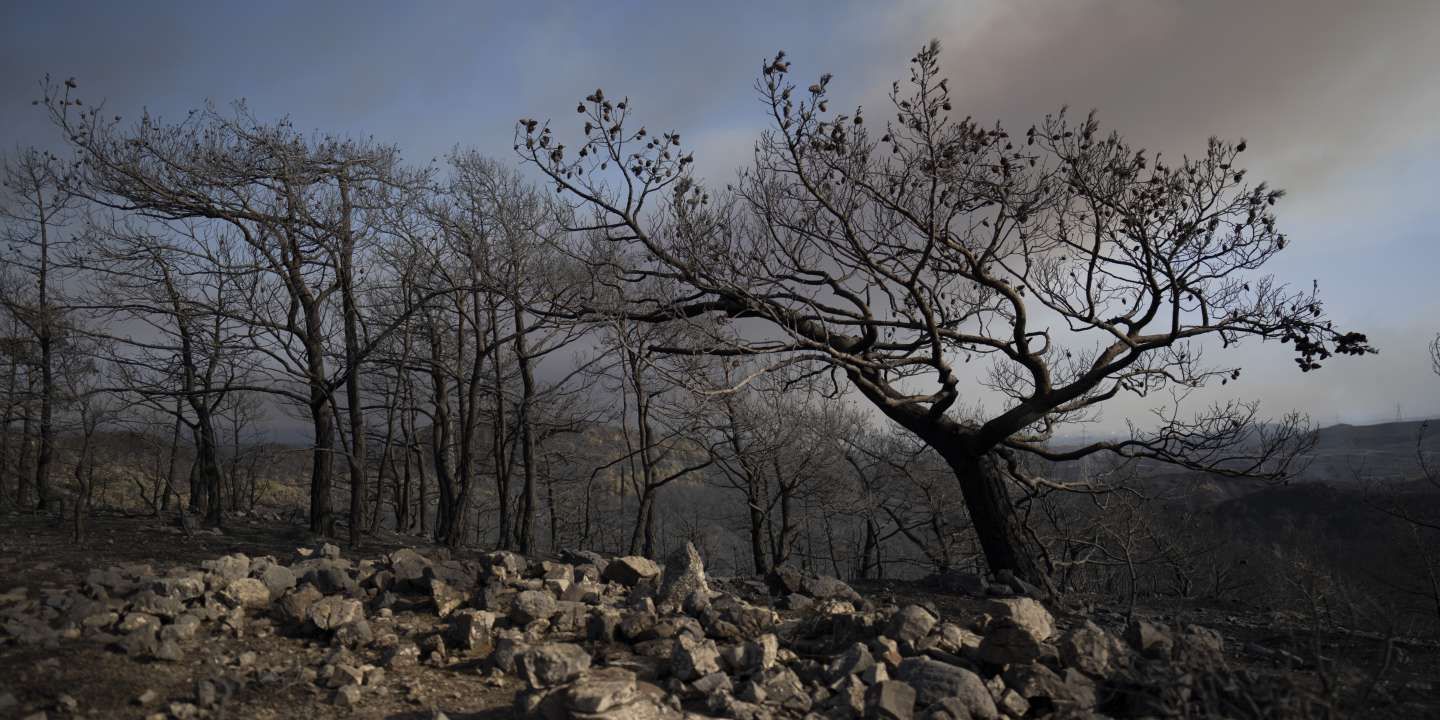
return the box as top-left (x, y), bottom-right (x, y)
top-left (333, 684), bottom-right (362, 707)
top-left (672, 634), bottom-right (722, 681)
top-left (825, 676), bottom-right (868, 716)
top-left (805, 575), bottom-right (863, 604)
top-left (563, 666), bottom-right (639, 713)
top-left (656, 542), bottom-right (709, 610)
top-left (691, 670), bottom-right (733, 695)
top-left (887, 605), bottom-right (938, 650)
top-left (702, 596), bottom-right (777, 640)
top-left (333, 619), bottom-right (373, 648)
top-left (447, 609), bottom-right (496, 655)
top-left (116, 612), bottom-right (160, 634)
top-left (388, 548), bottom-right (433, 590)
top-left (1172, 624), bottom-right (1226, 668)
top-left (828, 641), bottom-right (876, 680)
top-left (1003, 664), bottom-right (1097, 709)
top-left (201, 554), bottom-right (250, 583)
top-left (161, 613), bottom-right (201, 642)
top-left (119, 627), bottom-right (160, 658)
top-left (602, 556), bottom-right (661, 587)
top-left (155, 638), bottom-right (183, 662)
top-left (275, 584), bottom-right (322, 625)
top-left (222, 578), bottom-right (271, 609)
top-left (1058, 620), bottom-right (1125, 677)
top-left (727, 633), bottom-right (779, 676)
top-left (866, 680), bottom-right (916, 719)
top-left (429, 578), bottom-right (465, 618)
top-left (977, 620), bottom-right (1048, 665)
top-left (756, 666), bottom-right (811, 712)
top-left (381, 642), bottom-right (421, 669)
top-left (297, 560), bottom-right (358, 596)
top-left (517, 643), bottom-right (591, 688)
top-left (931, 623), bottom-right (982, 656)
top-left (307, 596), bottom-right (364, 632)
top-left (997, 688), bottom-right (1031, 717)
top-left (255, 564), bottom-right (296, 597)
top-left (511, 589), bottom-right (558, 625)
top-left (984, 597), bottom-right (1054, 641)
top-left (129, 590), bottom-right (184, 619)
top-left (895, 657), bottom-right (996, 719)
top-left (1124, 618), bottom-right (1174, 659)
top-left (766, 566), bottom-right (807, 596)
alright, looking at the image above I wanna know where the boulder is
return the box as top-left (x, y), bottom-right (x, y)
top-left (886, 605), bottom-right (937, 650)
top-left (984, 597), bottom-right (1054, 641)
top-left (429, 578), bottom-right (465, 618)
top-left (511, 589), bottom-right (559, 625)
top-left (388, 548), bottom-right (433, 590)
top-left (977, 620), bottom-right (1049, 665)
top-left (447, 609), bottom-right (496, 655)
top-left (656, 542), bottom-right (709, 610)
top-left (1058, 620), bottom-right (1125, 677)
top-left (866, 680), bottom-right (916, 720)
top-left (602, 556), bottom-right (661, 587)
top-left (254, 564), bottom-right (296, 597)
top-left (1124, 618), bottom-right (1174, 659)
top-left (222, 578), bottom-right (271, 609)
top-left (895, 657), bottom-right (996, 719)
top-left (672, 634), bottom-right (722, 681)
top-left (517, 643), bottom-right (591, 688)
top-left (307, 596), bottom-right (364, 632)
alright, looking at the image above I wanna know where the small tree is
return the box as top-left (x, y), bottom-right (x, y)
top-left (520, 43), bottom-right (1372, 586)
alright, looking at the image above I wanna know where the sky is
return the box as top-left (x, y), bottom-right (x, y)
top-left (2, 0), bottom-right (1438, 432)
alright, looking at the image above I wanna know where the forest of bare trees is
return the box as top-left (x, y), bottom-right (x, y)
top-left (7, 47), bottom-right (1436, 633)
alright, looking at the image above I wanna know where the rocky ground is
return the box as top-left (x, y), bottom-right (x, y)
top-left (1, 515), bottom-right (1437, 719)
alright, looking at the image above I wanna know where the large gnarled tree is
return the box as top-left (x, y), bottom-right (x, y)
top-left (520, 43), bottom-right (1372, 586)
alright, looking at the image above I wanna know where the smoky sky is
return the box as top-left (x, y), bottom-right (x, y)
top-left (3, 0), bottom-right (1437, 432)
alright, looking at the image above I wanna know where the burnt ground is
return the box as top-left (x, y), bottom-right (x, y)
top-left (0, 514), bottom-right (516, 720)
top-left (1, 514), bottom-right (1438, 719)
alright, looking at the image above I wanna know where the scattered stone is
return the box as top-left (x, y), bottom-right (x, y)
top-left (429, 578), bottom-right (465, 618)
top-left (672, 633), bottom-right (722, 681)
top-left (447, 609), bottom-right (496, 655)
top-left (886, 605), bottom-right (937, 650)
top-left (602, 556), bottom-right (661, 587)
top-left (895, 657), bottom-right (997, 719)
top-left (222, 577), bottom-right (271, 609)
top-left (1059, 619), bottom-right (1125, 677)
top-left (866, 680), bottom-right (916, 720)
top-left (656, 542), bottom-right (710, 610)
top-left (333, 684), bottom-right (362, 707)
top-left (517, 643), bottom-right (591, 688)
top-left (984, 597), bottom-right (1054, 641)
top-left (511, 589), bottom-right (558, 625)
top-left (1125, 618), bottom-right (1175, 659)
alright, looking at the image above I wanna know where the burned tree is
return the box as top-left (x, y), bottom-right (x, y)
top-left (520, 43), bottom-right (1372, 587)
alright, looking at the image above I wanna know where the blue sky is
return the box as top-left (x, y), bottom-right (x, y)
top-left (3, 0), bottom-right (1438, 429)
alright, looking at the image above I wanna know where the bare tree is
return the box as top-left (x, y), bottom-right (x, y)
top-left (0, 143), bottom-right (80, 512)
top-left (520, 43), bottom-right (1373, 586)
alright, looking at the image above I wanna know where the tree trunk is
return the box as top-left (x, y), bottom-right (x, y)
top-left (16, 409), bottom-right (33, 509)
top-left (939, 447), bottom-right (1052, 590)
top-left (513, 304), bottom-right (538, 555)
top-left (34, 327), bottom-right (53, 512)
top-left (488, 301), bottom-right (511, 550)
top-left (309, 390), bottom-right (335, 536)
